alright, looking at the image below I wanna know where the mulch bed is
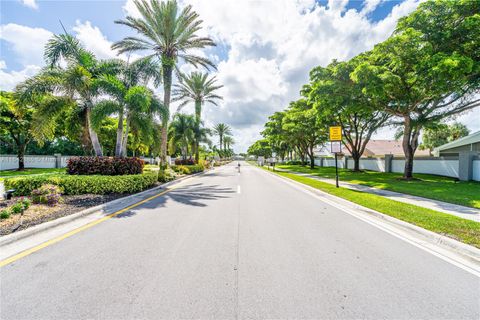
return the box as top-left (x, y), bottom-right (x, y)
top-left (0, 194), bottom-right (128, 236)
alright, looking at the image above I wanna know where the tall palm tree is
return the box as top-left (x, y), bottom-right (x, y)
top-left (213, 123), bottom-right (232, 152)
top-left (17, 33), bottom-right (120, 156)
top-left (173, 71), bottom-right (222, 161)
top-left (223, 135), bottom-right (234, 151)
top-left (112, 0), bottom-right (216, 168)
top-left (92, 58), bottom-right (165, 156)
top-left (168, 113), bottom-right (195, 159)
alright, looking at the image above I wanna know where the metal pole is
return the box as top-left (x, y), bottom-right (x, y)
top-left (335, 153), bottom-right (339, 188)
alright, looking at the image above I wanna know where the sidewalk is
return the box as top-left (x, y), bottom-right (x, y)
top-left (270, 167), bottom-right (480, 222)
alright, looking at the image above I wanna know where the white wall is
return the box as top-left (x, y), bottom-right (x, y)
top-left (348, 158), bottom-right (385, 172)
top-left (392, 159), bottom-right (458, 178)
top-left (473, 160), bottom-right (480, 181)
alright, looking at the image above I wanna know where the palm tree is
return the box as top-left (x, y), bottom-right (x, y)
top-left (168, 113), bottom-right (195, 159)
top-left (173, 71), bottom-right (222, 161)
top-left (213, 123), bottom-right (232, 152)
top-left (223, 136), bottom-right (234, 151)
top-left (92, 58), bottom-right (165, 156)
top-left (17, 33), bottom-right (120, 156)
top-left (112, 0), bottom-right (216, 168)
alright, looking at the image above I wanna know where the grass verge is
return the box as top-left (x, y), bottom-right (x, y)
top-left (277, 164), bottom-right (480, 209)
top-left (0, 168), bottom-right (66, 179)
top-left (264, 167), bottom-right (480, 248)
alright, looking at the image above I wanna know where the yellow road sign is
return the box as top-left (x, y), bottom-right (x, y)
top-left (329, 126), bottom-right (342, 141)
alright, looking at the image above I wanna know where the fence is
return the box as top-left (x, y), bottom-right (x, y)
top-left (309, 153), bottom-right (479, 181)
top-left (0, 155), bottom-right (157, 171)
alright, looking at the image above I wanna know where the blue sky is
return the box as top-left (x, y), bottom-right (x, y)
top-left (1, 0), bottom-right (478, 152)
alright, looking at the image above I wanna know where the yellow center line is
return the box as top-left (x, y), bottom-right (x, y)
top-left (0, 180), bottom-right (189, 267)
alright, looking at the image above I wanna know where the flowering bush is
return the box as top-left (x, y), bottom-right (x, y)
top-left (67, 157), bottom-right (144, 175)
top-left (174, 158), bottom-right (196, 165)
top-left (32, 184), bottom-right (63, 206)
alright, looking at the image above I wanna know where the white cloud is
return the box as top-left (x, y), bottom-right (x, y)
top-left (0, 61), bottom-right (41, 91)
top-left (0, 23), bottom-right (52, 66)
top-left (180, 0), bottom-right (422, 152)
top-left (19, 0), bottom-right (38, 9)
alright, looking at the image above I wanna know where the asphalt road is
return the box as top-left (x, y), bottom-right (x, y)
top-left (1, 162), bottom-right (479, 319)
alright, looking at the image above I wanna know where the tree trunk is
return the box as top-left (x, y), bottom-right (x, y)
top-left (121, 118), bottom-right (130, 157)
top-left (160, 63), bottom-right (173, 169)
top-left (353, 155), bottom-right (360, 171)
top-left (86, 108), bottom-right (103, 156)
top-left (17, 143), bottom-right (26, 171)
top-left (115, 110), bottom-right (124, 157)
top-left (309, 154), bottom-right (315, 169)
top-left (401, 117), bottom-right (420, 179)
top-left (194, 100), bottom-right (201, 163)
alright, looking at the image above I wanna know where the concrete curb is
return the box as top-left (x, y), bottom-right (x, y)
top-left (259, 165), bottom-right (480, 265)
top-left (0, 170), bottom-right (207, 247)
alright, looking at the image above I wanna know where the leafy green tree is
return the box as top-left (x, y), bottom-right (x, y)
top-left (173, 71), bottom-right (223, 161)
top-left (420, 122), bottom-right (470, 152)
top-left (113, 0), bottom-right (216, 168)
top-left (262, 111), bottom-right (291, 161)
top-left (306, 58), bottom-right (390, 171)
top-left (352, 0), bottom-right (479, 178)
top-left (0, 92), bottom-right (34, 170)
top-left (282, 99), bottom-right (328, 169)
top-left (247, 139), bottom-right (272, 158)
top-left (213, 123), bottom-right (232, 153)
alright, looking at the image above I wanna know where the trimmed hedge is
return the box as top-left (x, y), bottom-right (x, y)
top-left (5, 172), bottom-right (158, 196)
top-left (67, 156), bottom-right (144, 175)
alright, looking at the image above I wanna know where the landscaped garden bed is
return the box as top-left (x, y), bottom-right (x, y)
top-left (0, 193), bottom-right (127, 236)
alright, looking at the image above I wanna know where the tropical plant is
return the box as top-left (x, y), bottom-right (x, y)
top-left (173, 71), bottom-right (223, 161)
top-left (213, 123), bottom-right (232, 152)
top-left (92, 58), bottom-right (165, 157)
top-left (420, 122), bottom-right (470, 152)
top-left (112, 0), bottom-right (216, 168)
top-left (168, 113), bottom-right (196, 159)
top-left (16, 33), bottom-right (121, 156)
top-left (223, 136), bottom-right (234, 151)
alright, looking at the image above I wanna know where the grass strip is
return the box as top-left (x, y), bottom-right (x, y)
top-left (277, 164), bottom-right (480, 209)
top-left (265, 167), bottom-right (480, 248)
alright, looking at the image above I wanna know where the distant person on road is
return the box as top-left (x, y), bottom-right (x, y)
top-left (237, 162), bottom-right (241, 172)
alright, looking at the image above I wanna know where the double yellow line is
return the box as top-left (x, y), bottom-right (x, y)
top-left (0, 181), bottom-right (186, 267)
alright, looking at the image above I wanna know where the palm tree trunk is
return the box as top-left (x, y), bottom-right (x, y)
top-left (195, 100), bottom-right (201, 163)
top-left (121, 117), bottom-right (130, 157)
top-left (160, 63), bottom-right (173, 169)
top-left (115, 110), bottom-right (124, 157)
top-left (86, 108), bottom-right (103, 156)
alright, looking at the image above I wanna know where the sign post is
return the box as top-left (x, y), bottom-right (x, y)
top-left (329, 126), bottom-right (342, 188)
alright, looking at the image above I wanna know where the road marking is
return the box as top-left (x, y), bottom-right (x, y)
top-left (0, 180), bottom-right (190, 268)
top-left (237, 185), bottom-right (241, 194)
top-left (258, 166), bottom-right (480, 277)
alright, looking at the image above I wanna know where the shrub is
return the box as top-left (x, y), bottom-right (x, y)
top-left (174, 158), bottom-right (196, 165)
top-left (158, 168), bottom-right (176, 183)
top-left (284, 160), bottom-right (304, 165)
top-left (67, 156), bottom-right (144, 175)
top-left (5, 172), bottom-right (158, 196)
top-left (32, 184), bottom-right (63, 206)
top-left (10, 202), bottom-right (25, 214)
top-left (171, 164), bottom-right (204, 175)
top-left (20, 197), bottom-right (31, 210)
top-left (0, 209), bottom-right (10, 220)
top-left (187, 164), bottom-right (204, 173)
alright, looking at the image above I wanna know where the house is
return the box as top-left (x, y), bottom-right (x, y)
top-left (433, 131), bottom-right (480, 157)
top-left (315, 140), bottom-right (430, 157)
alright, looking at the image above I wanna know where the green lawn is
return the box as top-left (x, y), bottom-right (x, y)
top-left (0, 168), bottom-right (66, 180)
top-left (277, 164), bottom-right (480, 209)
top-left (264, 168), bottom-right (480, 248)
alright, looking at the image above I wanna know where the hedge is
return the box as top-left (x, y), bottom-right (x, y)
top-left (5, 172), bottom-right (158, 196)
top-left (171, 164), bottom-right (204, 175)
top-left (67, 156), bottom-right (144, 175)
top-left (174, 158), bottom-right (196, 165)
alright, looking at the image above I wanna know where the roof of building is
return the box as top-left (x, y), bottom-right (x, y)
top-left (343, 139), bottom-right (430, 157)
top-left (433, 131), bottom-right (480, 155)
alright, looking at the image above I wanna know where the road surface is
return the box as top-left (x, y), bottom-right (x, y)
top-left (1, 162), bottom-right (479, 319)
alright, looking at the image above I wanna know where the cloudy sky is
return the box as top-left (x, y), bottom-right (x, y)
top-left (1, 0), bottom-right (479, 152)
